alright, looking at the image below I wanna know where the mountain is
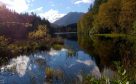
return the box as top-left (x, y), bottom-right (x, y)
top-left (54, 12), bottom-right (84, 26)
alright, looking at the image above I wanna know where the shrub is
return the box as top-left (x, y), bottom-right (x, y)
top-left (52, 44), bottom-right (63, 50)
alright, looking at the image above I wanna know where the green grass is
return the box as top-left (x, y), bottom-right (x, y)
top-left (83, 62), bottom-right (130, 84)
top-left (93, 34), bottom-right (127, 38)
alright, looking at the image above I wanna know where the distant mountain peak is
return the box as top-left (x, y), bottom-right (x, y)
top-left (54, 12), bottom-right (84, 26)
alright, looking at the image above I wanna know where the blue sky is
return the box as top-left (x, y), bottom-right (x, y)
top-left (0, 0), bottom-right (94, 22)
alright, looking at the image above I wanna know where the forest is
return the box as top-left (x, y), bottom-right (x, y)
top-left (78, 0), bottom-right (136, 34)
top-left (0, 6), bottom-right (51, 40)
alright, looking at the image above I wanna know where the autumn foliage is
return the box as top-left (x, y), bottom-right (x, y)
top-left (78, 0), bottom-right (136, 34)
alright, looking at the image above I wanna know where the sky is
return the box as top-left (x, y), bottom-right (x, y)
top-left (0, 0), bottom-right (94, 23)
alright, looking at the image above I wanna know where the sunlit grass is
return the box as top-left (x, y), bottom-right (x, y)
top-left (45, 67), bottom-right (64, 82)
top-left (45, 67), bottom-right (54, 81)
top-left (52, 44), bottom-right (64, 50)
top-left (67, 49), bottom-right (76, 57)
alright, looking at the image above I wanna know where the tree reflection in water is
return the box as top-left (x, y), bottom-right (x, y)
top-left (78, 34), bottom-right (136, 80)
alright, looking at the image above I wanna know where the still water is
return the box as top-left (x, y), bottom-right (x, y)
top-left (0, 40), bottom-right (100, 84)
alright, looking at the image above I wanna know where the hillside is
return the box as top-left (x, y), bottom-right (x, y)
top-left (0, 6), bottom-right (50, 40)
top-left (54, 12), bottom-right (84, 26)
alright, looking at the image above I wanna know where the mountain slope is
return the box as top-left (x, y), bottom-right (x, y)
top-left (54, 12), bottom-right (84, 26)
top-left (0, 6), bottom-right (50, 40)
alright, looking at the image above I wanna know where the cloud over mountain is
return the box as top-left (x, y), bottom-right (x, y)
top-left (39, 9), bottom-right (65, 23)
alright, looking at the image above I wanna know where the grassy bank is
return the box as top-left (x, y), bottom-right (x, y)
top-left (0, 36), bottom-right (64, 65)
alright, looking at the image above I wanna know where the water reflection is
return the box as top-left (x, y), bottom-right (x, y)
top-left (0, 54), bottom-right (46, 84)
top-left (78, 34), bottom-right (136, 80)
top-left (0, 40), bottom-right (100, 84)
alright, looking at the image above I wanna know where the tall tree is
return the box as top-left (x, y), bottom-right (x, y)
top-left (91, 0), bottom-right (108, 14)
top-left (78, 12), bottom-right (94, 34)
top-left (93, 0), bottom-right (121, 33)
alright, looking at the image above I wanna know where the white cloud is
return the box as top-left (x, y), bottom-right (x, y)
top-left (74, 0), bottom-right (94, 4)
top-left (0, 0), bottom-right (34, 13)
top-left (39, 9), bottom-right (65, 23)
top-left (30, 7), bottom-right (43, 13)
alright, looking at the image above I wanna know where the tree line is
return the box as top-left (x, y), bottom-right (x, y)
top-left (0, 6), bottom-right (50, 40)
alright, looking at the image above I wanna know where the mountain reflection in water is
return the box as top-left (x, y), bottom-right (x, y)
top-left (0, 40), bottom-right (100, 84)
